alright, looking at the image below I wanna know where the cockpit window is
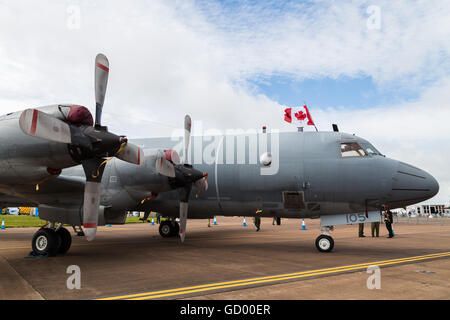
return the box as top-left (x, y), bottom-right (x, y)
top-left (341, 142), bottom-right (382, 157)
top-left (359, 142), bottom-right (381, 156)
top-left (340, 142), bottom-right (368, 157)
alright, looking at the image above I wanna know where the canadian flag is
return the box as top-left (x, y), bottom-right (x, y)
top-left (284, 105), bottom-right (315, 127)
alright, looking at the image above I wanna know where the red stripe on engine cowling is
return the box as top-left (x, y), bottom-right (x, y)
top-left (83, 223), bottom-right (97, 228)
top-left (96, 62), bottom-right (109, 72)
top-left (30, 109), bottom-right (38, 135)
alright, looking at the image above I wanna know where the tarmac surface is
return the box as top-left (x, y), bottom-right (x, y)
top-left (0, 217), bottom-right (449, 300)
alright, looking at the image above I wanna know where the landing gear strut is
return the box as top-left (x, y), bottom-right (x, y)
top-left (31, 224), bottom-right (72, 256)
top-left (315, 226), bottom-right (334, 253)
top-left (159, 220), bottom-right (179, 238)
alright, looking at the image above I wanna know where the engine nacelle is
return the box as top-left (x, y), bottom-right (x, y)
top-left (0, 104), bottom-right (92, 184)
top-left (113, 148), bottom-right (178, 202)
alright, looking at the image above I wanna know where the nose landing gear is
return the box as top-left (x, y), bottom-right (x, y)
top-left (315, 226), bottom-right (334, 253)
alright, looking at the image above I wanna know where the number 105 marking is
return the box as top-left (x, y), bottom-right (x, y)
top-left (346, 213), bottom-right (367, 224)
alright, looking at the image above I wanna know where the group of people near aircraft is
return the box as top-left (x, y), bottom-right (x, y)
top-left (359, 207), bottom-right (395, 238)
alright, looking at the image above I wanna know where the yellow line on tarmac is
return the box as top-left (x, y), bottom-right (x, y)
top-left (99, 251), bottom-right (450, 300)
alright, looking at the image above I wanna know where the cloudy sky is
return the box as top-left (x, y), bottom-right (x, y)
top-left (0, 0), bottom-right (449, 204)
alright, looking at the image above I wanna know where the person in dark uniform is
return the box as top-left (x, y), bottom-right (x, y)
top-left (254, 216), bottom-right (261, 231)
top-left (384, 209), bottom-right (394, 238)
top-left (359, 223), bottom-right (365, 237)
top-left (371, 221), bottom-right (380, 237)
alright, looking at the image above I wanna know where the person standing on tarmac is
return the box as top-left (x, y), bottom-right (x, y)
top-left (254, 210), bottom-right (262, 232)
top-left (384, 208), bottom-right (394, 238)
top-left (371, 220), bottom-right (380, 237)
top-left (358, 223), bottom-right (365, 237)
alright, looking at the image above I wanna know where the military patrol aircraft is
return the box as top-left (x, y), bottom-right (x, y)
top-left (0, 55), bottom-right (439, 256)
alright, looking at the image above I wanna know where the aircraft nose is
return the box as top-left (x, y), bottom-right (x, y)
top-left (426, 172), bottom-right (440, 198)
top-left (392, 162), bottom-right (439, 203)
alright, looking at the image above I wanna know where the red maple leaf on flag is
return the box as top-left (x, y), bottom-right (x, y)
top-left (284, 108), bottom-right (292, 123)
top-left (294, 111), bottom-right (307, 121)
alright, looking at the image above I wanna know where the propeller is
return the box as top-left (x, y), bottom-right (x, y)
top-left (168, 115), bottom-right (208, 243)
top-left (19, 54), bottom-right (144, 241)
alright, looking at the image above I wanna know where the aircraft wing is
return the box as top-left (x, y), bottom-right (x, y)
top-left (30, 175), bottom-right (86, 207)
top-left (0, 194), bottom-right (38, 207)
top-left (0, 175), bottom-right (86, 208)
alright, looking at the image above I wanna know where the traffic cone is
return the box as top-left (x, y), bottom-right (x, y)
top-left (213, 216), bottom-right (217, 225)
top-left (301, 219), bottom-right (306, 230)
top-left (151, 217), bottom-right (155, 225)
top-left (1, 218), bottom-right (5, 229)
top-left (243, 217), bottom-right (247, 227)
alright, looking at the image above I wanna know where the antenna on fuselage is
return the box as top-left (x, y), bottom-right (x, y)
top-left (332, 124), bottom-right (339, 132)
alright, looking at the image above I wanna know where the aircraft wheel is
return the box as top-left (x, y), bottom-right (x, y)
top-left (32, 228), bottom-right (59, 256)
top-left (56, 227), bottom-right (72, 255)
top-left (159, 221), bottom-right (173, 238)
top-left (315, 235), bottom-right (334, 253)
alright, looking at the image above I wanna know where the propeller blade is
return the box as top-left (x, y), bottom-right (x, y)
top-left (81, 158), bottom-right (105, 241)
top-left (184, 115), bottom-right (191, 164)
top-left (178, 185), bottom-right (191, 243)
top-left (179, 202), bottom-right (188, 243)
top-left (155, 157), bottom-right (175, 177)
top-left (19, 109), bottom-right (72, 144)
top-left (82, 181), bottom-right (101, 241)
top-left (95, 53), bottom-right (109, 127)
top-left (116, 142), bottom-right (144, 165)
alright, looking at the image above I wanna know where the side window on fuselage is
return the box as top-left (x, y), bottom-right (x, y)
top-left (340, 142), bottom-right (368, 157)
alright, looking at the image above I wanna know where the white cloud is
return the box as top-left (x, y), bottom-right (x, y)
top-left (0, 0), bottom-right (448, 203)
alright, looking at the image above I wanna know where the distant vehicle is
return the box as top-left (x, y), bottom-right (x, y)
top-left (7, 207), bottom-right (19, 215)
top-left (19, 207), bottom-right (32, 215)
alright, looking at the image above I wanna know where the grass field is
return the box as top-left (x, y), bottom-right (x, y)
top-left (0, 215), bottom-right (47, 228)
top-left (0, 214), bottom-right (160, 228)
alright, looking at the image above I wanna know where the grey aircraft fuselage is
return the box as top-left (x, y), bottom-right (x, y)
top-left (0, 107), bottom-right (439, 226)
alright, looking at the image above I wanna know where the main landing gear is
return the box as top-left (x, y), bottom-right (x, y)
top-left (31, 223), bottom-right (72, 256)
top-left (315, 226), bottom-right (334, 253)
top-left (159, 220), bottom-right (179, 238)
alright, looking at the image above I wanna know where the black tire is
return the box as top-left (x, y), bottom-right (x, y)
top-left (31, 229), bottom-right (59, 256)
top-left (159, 221), bottom-right (173, 238)
top-left (315, 235), bottom-right (334, 253)
top-left (171, 221), bottom-right (179, 237)
top-left (56, 227), bottom-right (72, 255)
